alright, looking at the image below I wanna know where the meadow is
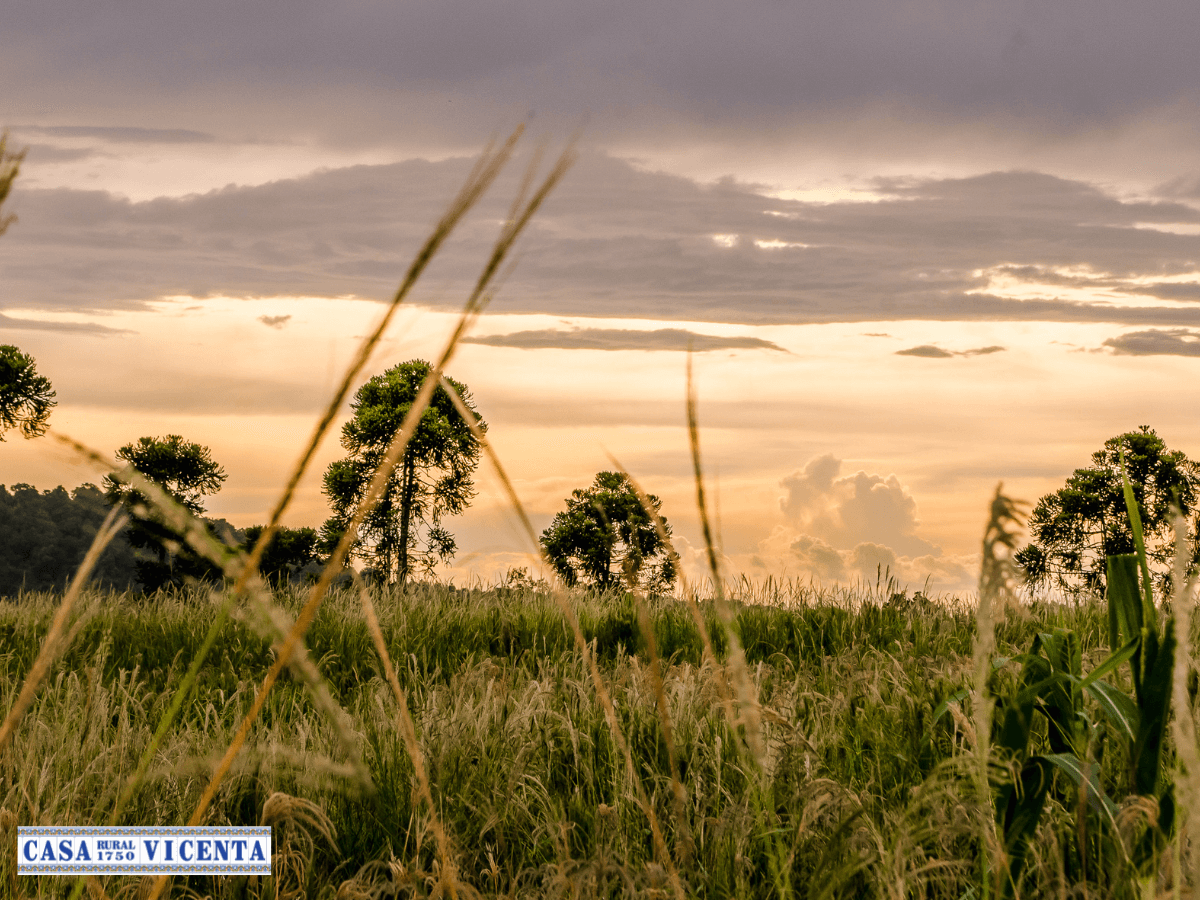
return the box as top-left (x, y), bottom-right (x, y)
top-left (4, 128), bottom-right (1200, 899)
top-left (0, 576), bottom-right (1153, 899)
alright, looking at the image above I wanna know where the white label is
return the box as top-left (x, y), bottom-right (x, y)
top-left (17, 826), bottom-right (272, 876)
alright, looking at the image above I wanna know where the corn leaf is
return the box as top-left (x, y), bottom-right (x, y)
top-left (1043, 753), bottom-right (1120, 828)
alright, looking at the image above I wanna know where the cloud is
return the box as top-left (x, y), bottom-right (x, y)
top-left (788, 534), bottom-right (848, 582)
top-left (22, 143), bottom-right (104, 163)
top-left (779, 454), bottom-right (939, 558)
top-left (461, 327), bottom-right (784, 352)
top-left (7, 1), bottom-right (1200, 169)
top-left (770, 528), bottom-right (975, 594)
top-left (0, 313), bottom-right (130, 335)
top-left (896, 345), bottom-right (953, 358)
top-left (1103, 328), bottom-right (1200, 356)
top-left (258, 314), bottom-right (292, 329)
top-left (896, 344), bottom-right (1006, 358)
top-left (16, 125), bottom-right (216, 144)
top-left (6, 154), bottom-right (1200, 331)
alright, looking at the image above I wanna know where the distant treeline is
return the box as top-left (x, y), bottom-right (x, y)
top-left (0, 483), bottom-right (320, 597)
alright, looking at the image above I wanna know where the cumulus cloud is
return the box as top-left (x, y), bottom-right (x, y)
top-left (779, 454), bottom-right (939, 558)
top-left (788, 534), bottom-right (848, 582)
top-left (764, 454), bottom-right (984, 592)
top-left (764, 527), bottom-right (974, 594)
top-left (461, 327), bottom-right (783, 352)
top-left (896, 344), bottom-right (1005, 358)
top-left (258, 314), bottom-right (292, 329)
top-left (1103, 328), bottom-right (1200, 356)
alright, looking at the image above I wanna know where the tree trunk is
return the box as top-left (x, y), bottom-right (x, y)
top-left (398, 454), bottom-right (415, 584)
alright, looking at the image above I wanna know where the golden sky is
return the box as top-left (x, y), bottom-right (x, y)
top-left (5, 2), bottom-right (1200, 595)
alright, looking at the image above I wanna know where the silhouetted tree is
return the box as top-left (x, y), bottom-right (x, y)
top-left (0, 345), bottom-right (56, 441)
top-left (0, 483), bottom-right (139, 596)
top-left (104, 434), bottom-right (228, 590)
top-left (1016, 426), bottom-right (1200, 599)
top-left (540, 471), bottom-right (676, 593)
top-left (322, 360), bottom-right (484, 584)
top-left (242, 525), bottom-right (319, 586)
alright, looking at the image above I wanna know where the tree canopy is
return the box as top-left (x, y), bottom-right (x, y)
top-left (322, 360), bottom-right (484, 584)
top-left (0, 345), bottom-right (56, 441)
top-left (104, 434), bottom-right (229, 590)
top-left (1015, 426), bottom-right (1200, 599)
top-left (0, 483), bottom-right (139, 596)
top-left (241, 525), bottom-right (320, 586)
top-left (540, 471), bottom-right (676, 593)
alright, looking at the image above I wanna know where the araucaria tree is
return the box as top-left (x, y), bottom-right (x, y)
top-left (104, 434), bottom-right (228, 589)
top-left (322, 360), bottom-right (484, 584)
top-left (0, 345), bottom-right (56, 441)
top-left (1016, 426), bottom-right (1200, 599)
top-left (540, 471), bottom-right (676, 593)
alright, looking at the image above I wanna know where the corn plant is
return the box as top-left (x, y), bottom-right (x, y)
top-left (977, 456), bottom-right (1179, 898)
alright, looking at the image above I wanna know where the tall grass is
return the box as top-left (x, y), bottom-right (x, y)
top-left (0, 581), bottom-right (1031, 897)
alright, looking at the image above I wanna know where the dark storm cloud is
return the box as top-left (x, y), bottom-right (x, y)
top-left (4, 152), bottom-right (1200, 326)
top-left (5, 1), bottom-right (1199, 142)
top-left (896, 345), bottom-right (1006, 358)
top-left (1103, 329), bottom-right (1200, 357)
top-left (461, 327), bottom-right (784, 352)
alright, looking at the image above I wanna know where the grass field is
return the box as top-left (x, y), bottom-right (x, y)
top-left (5, 131), bottom-right (1199, 899)
top-left (2, 577), bottom-right (1181, 899)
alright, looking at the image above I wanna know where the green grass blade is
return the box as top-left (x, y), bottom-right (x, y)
top-left (1107, 554), bottom-right (1144, 699)
top-left (1119, 448), bottom-right (1157, 630)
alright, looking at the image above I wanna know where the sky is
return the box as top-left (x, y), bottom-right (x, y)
top-left (4, 1), bottom-right (1200, 595)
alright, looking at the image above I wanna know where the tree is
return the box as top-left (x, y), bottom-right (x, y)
top-left (540, 471), bottom-right (676, 593)
top-left (0, 345), bottom-right (56, 441)
top-left (0, 482), bottom-right (139, 596)
top-left (104, 434), bottom-right (228, 589)
top-left (1016, 426), bottom-right (1200, 599)
top-left (242, 525), bottom-right (319, 587)
top-left (322, 360), bottom-right (484, 584)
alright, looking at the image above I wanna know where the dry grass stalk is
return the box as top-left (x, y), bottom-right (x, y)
top-left (684, 354), bottom-right (765, 762)
top-left (51, 439), bottom-right (368, 804)
top-left (1169, 509), bottom-right (1200, 890)
top-left (437, 375), bottom-right (688, 900)
top-left (0, 505), bottom-right (126, 757)
top-left (261, 791), bottom-right (338, 898)
top-left (604, 453), bottom-right (736, 718)
top-left (141, 140), bottom-right (576, 900)
top-left (352, 571), bottom-right (461, 899)
top-left (973, 485), bottom-right (1024, 898)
